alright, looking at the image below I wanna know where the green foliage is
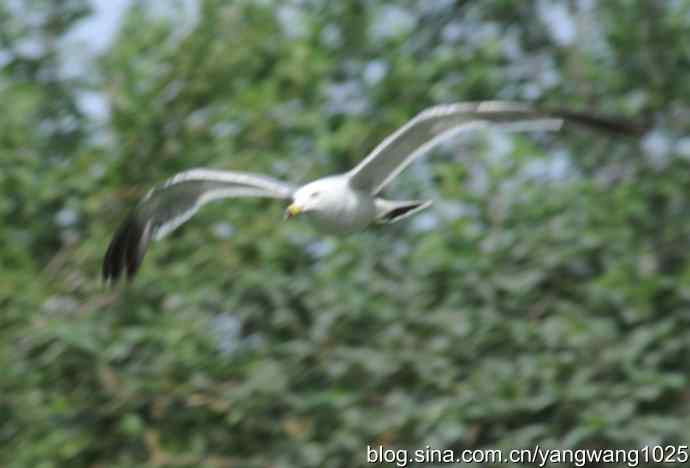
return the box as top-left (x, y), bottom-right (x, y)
top-left (2, 0), bottom-right (690, 466)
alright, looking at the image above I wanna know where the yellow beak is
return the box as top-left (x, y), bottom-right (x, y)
top-left (285, 203), bottom-right (303, 219)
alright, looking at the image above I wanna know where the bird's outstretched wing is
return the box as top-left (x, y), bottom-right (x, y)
top-left (102, 169), bottom-right (295, 282)
top-left (347, 101), bottom-right (643, 195)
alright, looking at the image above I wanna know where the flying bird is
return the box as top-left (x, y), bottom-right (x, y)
top-left (103, 101), bottom-right (642, 282)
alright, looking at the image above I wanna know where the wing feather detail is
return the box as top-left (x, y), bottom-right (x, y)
top-left (348, 101), bottom-right (642, 194)
top-left (102, 169), bottom-right (294, 282)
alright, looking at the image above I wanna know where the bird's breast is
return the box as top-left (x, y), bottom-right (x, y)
top-left (307, 190), bottom-right (376, 235)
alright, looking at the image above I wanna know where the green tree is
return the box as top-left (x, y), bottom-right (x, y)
top-left (2, 0), bottom-right (690, 467)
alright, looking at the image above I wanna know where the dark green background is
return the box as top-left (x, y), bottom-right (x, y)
top-left (2, 1), bottom-right (689, 466)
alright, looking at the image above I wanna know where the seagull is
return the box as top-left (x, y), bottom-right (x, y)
top-left (103, 101), bottom-right (641, 282)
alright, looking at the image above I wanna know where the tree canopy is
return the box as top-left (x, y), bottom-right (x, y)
top-left (2, 1), bottom-right (690, 466)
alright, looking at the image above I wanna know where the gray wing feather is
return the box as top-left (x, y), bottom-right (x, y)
top-left (103, 169), bottom-right (294, 282)
top-left (347, 102), bottom-right (565, 194)
top-left (347, 101), bottom-right (640, 194)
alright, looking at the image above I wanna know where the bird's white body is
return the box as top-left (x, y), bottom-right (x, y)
top-left (291, 176), bottom-right (376, 234)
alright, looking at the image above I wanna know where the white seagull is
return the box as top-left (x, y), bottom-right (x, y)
top-left (103, 101), bottom-right (641, 281)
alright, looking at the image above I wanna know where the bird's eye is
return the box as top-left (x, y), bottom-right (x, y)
top-left (310, 192), bottom-right (320, 198)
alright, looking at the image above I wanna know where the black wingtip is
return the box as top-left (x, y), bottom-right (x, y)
top-left (550, 108), bottom-right (648, 137)
top-left (102, 214), bottom-right (152, 284)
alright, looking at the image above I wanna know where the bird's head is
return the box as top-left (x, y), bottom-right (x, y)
top-left (285, 177), bottom-right (344, 219)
